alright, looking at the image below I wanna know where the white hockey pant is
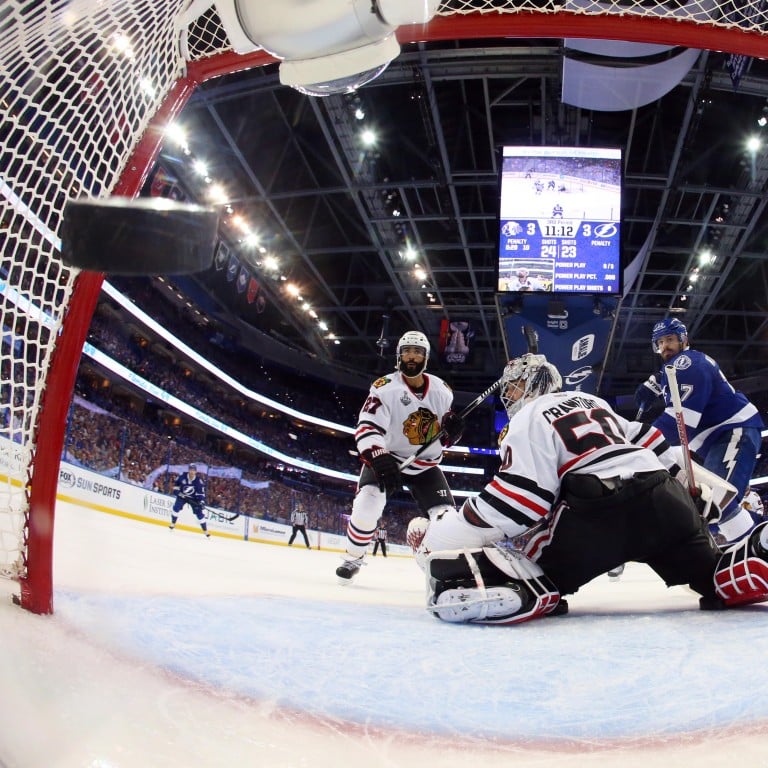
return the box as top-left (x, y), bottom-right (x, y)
top-left (426, 546), bottom-right (560, 625)
top-left (345, 484), bottom-right (386, 556)
top-left (714, 522), bottom-right (768, 607)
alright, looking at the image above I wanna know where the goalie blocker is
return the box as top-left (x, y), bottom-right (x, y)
top-left (425, 523), bottom-right (768, 624)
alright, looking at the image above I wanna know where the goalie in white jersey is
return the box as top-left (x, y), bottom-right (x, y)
top-left (410, 353), bottom-right (768, 624)
top-left (336, 331), bottom-right (465, 582)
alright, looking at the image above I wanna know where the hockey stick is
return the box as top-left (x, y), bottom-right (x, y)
top-left (398, 377), bottom-right (504, 470)
top-left (522, 324), bottom-right (539, 354)
top-left (664, 363), bottom-right (698, 497)
top-left (206, 506), bottom-right (240, 522)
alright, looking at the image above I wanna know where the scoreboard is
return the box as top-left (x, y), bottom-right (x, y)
top-left (496, 145), bottom-right (622, 296)
top-left (498, 217), bottom-right (620, 293)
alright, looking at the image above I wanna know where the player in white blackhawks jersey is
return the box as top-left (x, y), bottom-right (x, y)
top-left (336, 331), bottom-right (465, 582)
top-left (411, 354), bottom-right (768, 624)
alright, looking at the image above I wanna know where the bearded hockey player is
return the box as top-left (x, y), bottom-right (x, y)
top-left (636, 318), bottom-right (764, 544)
top-left (409, 353), bottom-right (768, 625)
top-left (336, 331), bottom-right (464, 583)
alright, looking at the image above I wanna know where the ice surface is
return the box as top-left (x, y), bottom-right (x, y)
top-left (1, 500), bottom-right (768, 767)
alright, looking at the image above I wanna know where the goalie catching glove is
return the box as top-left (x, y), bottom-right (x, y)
top-left (361, 447), bottom-right (401, 495)
top-left (440, 410), bottom-right (465, 447)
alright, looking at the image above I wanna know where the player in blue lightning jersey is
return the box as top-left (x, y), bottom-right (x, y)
top-left (642, 318), bottom-right (764, 544)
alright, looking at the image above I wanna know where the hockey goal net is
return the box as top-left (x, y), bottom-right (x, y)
top-left (2, 0), bottom-right (767, 613)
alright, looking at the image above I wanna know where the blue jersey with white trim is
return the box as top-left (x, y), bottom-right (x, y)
top-left (173, 473), bottom-right (206, 504)
top-left (653, 350), bottom-right (763, 456)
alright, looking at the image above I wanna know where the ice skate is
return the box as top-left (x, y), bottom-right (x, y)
top-left (336, 555), bottom-right (365, 584)
top-left (607, 563), bottom-right (625, 580)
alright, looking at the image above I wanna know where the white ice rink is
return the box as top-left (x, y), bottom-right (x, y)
top-left (2, 500), bottom-right (768, 767)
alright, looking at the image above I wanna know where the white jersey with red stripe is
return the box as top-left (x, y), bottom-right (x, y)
top-left (465, 390), bottom-right (680, 537)
top-left (354, 370), bottom-right (454, 475)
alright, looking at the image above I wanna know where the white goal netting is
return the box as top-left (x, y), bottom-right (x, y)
top-left (2, 0), bottom-right (767, 613)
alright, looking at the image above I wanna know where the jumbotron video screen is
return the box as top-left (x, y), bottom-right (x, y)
top-left (496, 145), bottom-right (622, 295)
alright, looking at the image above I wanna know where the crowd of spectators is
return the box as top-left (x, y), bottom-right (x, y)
top-left (67, 372), bottom-right (439, 543)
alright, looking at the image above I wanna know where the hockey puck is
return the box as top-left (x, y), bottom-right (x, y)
top-left (60, 197), bottom-right (220, 275)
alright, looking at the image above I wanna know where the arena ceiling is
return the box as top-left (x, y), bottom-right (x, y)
top-left (142, 36), bottom-right (768, 412)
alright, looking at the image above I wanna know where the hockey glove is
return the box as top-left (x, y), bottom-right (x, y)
top-left (692, 483), bottom-right (722, 524)
top-left (634, 373), bottom-right (663, 417)
top-left (440, 410), bottom-right (465, 447)
top-left (362, 447), bottom-right (401, 496)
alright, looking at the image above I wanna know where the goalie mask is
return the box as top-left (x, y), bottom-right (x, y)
top-left (397, 331), bottom-right (430, 377)
top-left (500, 353), bottom-right (562, 419)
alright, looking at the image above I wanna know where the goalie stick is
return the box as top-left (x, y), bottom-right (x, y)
top-left (398, 325), bottom-right (539, 471)
top-left (665, 363), bottom-right (699, 497)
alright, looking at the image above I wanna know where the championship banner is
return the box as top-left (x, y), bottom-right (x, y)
top-left (226, 251), bottom-right (239, 282)
top-left (214, 240), bottom-right (230, 271)
top-left (439, 318), bottom-right (474, 365)
top-left (148, 164), bottom-right (183, 200)
top-left (499, 293), bottom-right (619, 396)
top-left (236, 265), bottom-right (249, 293)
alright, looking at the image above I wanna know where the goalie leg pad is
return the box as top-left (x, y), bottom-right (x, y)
top-left (714, 523), bottom-right (768, 607)
top-left (426, 546), bottom-right (560, 625)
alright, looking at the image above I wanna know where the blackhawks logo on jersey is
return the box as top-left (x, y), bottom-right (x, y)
top-left (402, 407), bottom-right (440, 445)
top-left (372, 376), bottom-right (390, 389)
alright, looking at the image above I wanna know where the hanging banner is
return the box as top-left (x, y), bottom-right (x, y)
top-left (215, 240), bottom-right (230, 271)
top-left (499, 293), bottom-right (619, 396)
top-left (236, 265), bottom-right (249, 294)
top-left (226, 252), bottom-right (239, 282)
top-left (439, 319), bottom-right (474, 365)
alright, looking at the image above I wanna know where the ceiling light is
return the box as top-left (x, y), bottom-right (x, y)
top-left (361, 128), bottom-right (377, 146)
top-left (355, 107), bottom-right (365, 120)
top-left (165, 123), bottom-right (186, 147)
top-left (207, 183), bottom-right (228, 204)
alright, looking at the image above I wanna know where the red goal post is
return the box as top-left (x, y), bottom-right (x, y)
top-left (3, 0), bottom-right (767, 614)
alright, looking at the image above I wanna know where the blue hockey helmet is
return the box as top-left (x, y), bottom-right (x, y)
top-left (651, 318), bottom-right (688, 352)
